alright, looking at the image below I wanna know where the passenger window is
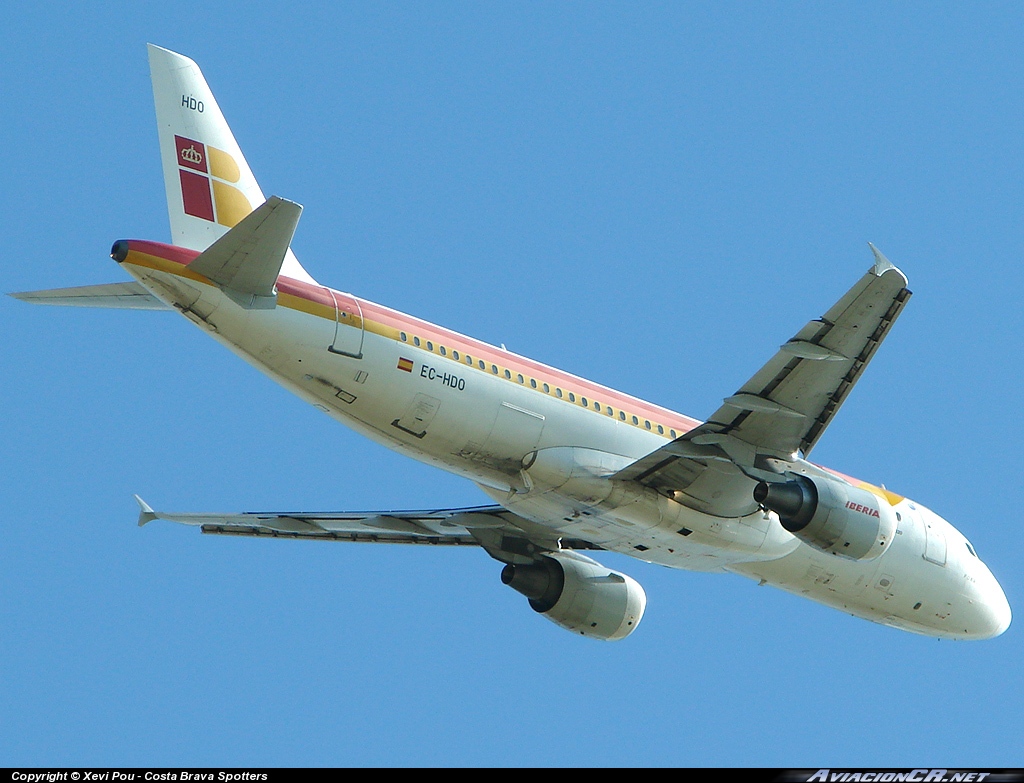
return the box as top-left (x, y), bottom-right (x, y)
top-left (543, 383), bottom-right (550, 393)
top-left (530, 379), bottom-right (537, 388)
top-left (670, 429), bottom-right (676, 438)
top-left (632, 416), bottom-right (639, 425)
top-left (619, 411), bottom-right (626, 421)
top-left (556, 388), bottom-right (563, 398)
top-left (452, 350), bottom-right (459, 360)
top-left (491, 364), bottom-right (498, 374)
top-left (400, 332), bottom-right (407, 342)
top-left (569, 393), bottom-right (576, 403)
top-left (657, 425), bottom-right (664, 434)
top-left (581, 397), bottom-right (588, 406)
top-left (644, 420), bottom-right (652, 430)
top-left (426, 341), bottom-right (433, 351)
top-left (517, 374), bottom-right (524, 384)
top-left (413, 336), bottom-right (421, 347)
top-left (440, 346), bottom-right (447, 356)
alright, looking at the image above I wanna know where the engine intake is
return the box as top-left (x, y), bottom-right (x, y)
top-left (501, 551), bottom-right (646, 641)
top-left (754, 474), bottom-right (897, 561)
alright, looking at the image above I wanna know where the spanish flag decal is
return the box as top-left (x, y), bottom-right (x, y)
top-left (397, 357), bottom-right (414, 373)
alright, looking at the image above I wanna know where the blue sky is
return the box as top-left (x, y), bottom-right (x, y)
top-left (2, 2), bottom-right (1022, 767)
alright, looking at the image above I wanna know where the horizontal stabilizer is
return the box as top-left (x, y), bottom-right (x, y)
top-left (188, 196), bottom-right (302, 309)
top-left (9, 281), bottom-right (172, 310)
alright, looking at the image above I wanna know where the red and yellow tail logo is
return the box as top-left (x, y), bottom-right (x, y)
top-left (174, 135), bottom-right (252, 227)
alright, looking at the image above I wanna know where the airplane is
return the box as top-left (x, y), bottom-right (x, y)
top-left (11, 44), bottom-right (1011, 642)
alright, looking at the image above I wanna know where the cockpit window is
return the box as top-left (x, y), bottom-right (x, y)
top-left (965, 542), bottom-right (978, 558)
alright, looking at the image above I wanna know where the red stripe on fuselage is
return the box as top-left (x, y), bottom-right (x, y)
top-left (126, 239), bottom-right (200, 265)
top-left (125, 239), bottom-right (701, 432)
top-left (359, 297), bottom-right (702, 433)
top-left (121, 239), bottom-right (898, 498)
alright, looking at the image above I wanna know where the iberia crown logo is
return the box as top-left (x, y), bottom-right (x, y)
top-left (180, 145), bottom-right (203, 166)
top-left (174, 135), bottom-right (252, 228)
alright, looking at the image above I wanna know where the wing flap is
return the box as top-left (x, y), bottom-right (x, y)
top-left (199, 525), bottom-right (479, 545)
top-left (142, 502), bottom-right (505, 538)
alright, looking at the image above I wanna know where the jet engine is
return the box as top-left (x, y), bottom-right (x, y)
top-left (500, 551), bottom-right (646, 640)
top-left (754, 474), bottom-right (897, 561)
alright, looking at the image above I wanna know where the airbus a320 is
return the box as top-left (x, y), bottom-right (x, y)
top-left (13, 46), bottom-right (1011, 641)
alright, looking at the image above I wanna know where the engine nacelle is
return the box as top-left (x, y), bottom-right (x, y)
top-left (754, 474), bottom-right (897, 561)
top-left (500, 551), bottom-right (646, 640)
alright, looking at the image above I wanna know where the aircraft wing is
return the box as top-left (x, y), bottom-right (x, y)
top-left (135, 496), bottom-right (601, 561)
top-left (9, 281), bottom-right (173, 310)
top-left (616, 246), bottom-right (911, 513)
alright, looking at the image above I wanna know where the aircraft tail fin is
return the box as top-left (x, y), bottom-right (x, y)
top-left (147, 44), bottom-right (316, 284)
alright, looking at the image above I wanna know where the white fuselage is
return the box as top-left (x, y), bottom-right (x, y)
top-left (121, 242), bottom-right (1011, 640)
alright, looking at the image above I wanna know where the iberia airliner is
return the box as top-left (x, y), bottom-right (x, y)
top-left (12, 45), bottom-right (1010, 641)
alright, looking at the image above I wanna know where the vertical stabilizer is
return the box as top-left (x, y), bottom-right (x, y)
top-left (147, 44), bottom-right (316, 284)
